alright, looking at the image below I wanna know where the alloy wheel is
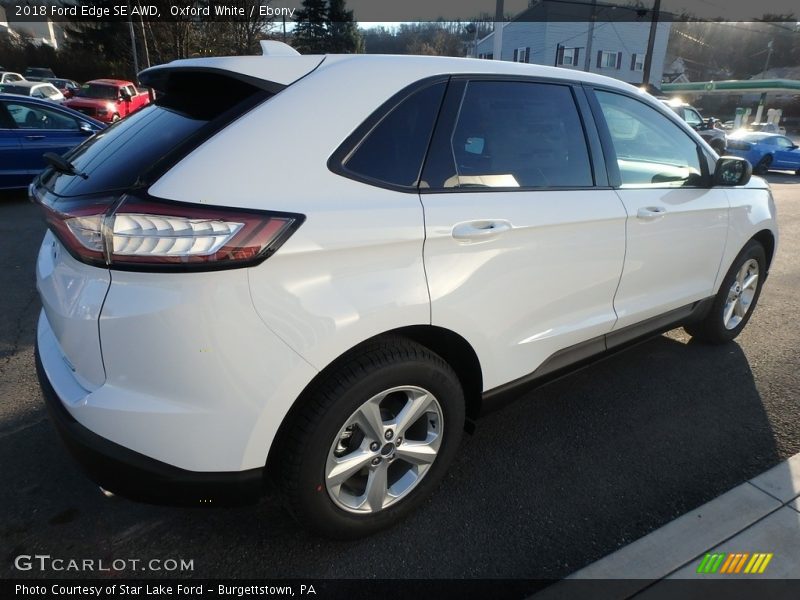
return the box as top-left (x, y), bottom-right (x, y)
top-left (325, 386), bottom-right (443, 514)
top-left (723, 258), bottom-right (759, 330)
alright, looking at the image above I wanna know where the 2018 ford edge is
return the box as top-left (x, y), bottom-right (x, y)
top-left (33, 43), bottom-right (777, 538)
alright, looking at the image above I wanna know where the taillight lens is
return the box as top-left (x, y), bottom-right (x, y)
top-left (35, 191), bottom-right (303, 271)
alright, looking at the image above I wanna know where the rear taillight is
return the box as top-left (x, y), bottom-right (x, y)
top-left (34, 190), bottom-right (303, 271)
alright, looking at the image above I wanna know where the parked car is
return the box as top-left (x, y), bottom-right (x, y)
top-left (45, 78), bottom-right (81, 99)
top-left (24, 67), bottom-right (56, 81)
top-left (32, 48), bottom-right (777, 539)
top-left (0, 94), bottom-right (104, 190)
top-left (0, 71), bottom-right (25, 84)
top-left (660, 98), bottom-right (727, 153)
top-left (0, 81), bottom-right (65, 103)
top-left (726, 132), bottom-right (800, 175)
top-left (63, 79), bottom-right (151, 122)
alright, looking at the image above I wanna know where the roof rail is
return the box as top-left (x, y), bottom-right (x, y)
top-left (260, 41), bottom-right (300, 57)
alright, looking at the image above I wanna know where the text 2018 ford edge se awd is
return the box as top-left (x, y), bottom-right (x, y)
top-left (33, 43), bottom-right (777, 538)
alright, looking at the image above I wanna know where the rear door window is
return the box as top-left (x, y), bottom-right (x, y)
top-left (429, 80), bottom-right (593, 189)
top-left (339, 81), bottom-right (446, 189)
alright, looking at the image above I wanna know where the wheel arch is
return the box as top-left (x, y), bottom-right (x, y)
top-left (752, 229), bottom-right (776, 271)
top-left (265, 325), bottom-right (483, 477)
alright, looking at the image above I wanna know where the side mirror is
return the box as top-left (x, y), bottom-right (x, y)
top-left (713, 156), bottom-right (752, 186)
top-left (78, 122), bottom-right (94, 136)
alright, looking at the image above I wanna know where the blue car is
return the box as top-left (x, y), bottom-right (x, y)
top-left (726, 132), bottom-right (800, 176)
top-left (0, 94), bottom-right (105, 190)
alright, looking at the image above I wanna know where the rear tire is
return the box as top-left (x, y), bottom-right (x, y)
top-left (278, 337), bottom-right (465, 539)
top-left (754, 155), bottom-right (772, 175)
top-left (685, 240), bottom-right (766, 344)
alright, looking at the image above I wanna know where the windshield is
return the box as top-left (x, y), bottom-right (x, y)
top-left (41, 86), bottom-right (61, 98)
top-left (77, 84), bottom-right (118, 100)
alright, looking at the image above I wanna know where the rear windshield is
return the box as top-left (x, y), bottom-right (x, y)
top-left (41, 71), bottom-right (273, 197)
top-left (76, 84), bottom-right (119, 100)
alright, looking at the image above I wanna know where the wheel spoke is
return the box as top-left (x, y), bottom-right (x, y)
top-left (723, 300), bottom-right (737, 326)
top-left (394, 392), bottom-right (434, 435)
top-left (736, 265), bottom-right (747, 285)
top-left (734, 298), bottom-right (746, 318)
top-left (327, 450), bottom-right (373, 486)
top-left (364, 461), bottom-right (388, 511)
top-left (742, 273), bottom-right (758, 291)
top-left (353, 400), bottom-right (385, 442)
top-left (395, 440), bottom-right (438, 466)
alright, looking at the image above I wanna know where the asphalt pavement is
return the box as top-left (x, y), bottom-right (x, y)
top-left (1, 175), bottom-right (799, 584)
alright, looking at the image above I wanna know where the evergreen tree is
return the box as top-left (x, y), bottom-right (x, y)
top-left (327, 0), bottom-right (364, 53)
top-left (293, 0), bottom-right (329, 54)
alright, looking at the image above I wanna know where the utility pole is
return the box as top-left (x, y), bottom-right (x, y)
top-left (762, 40), bottom-right (774, 78)
top-left (584, 0), bottom-right (597, 72)
top-left (493, 0), bottom-right (504, 60)
top-left (642, 0), bottom-right (661, 87)
top-left (139, 11), bottom-right (150, 69)
top-left (754, 40), bottom-right (774, 123)
top-left (127, 2), bottom-right (139, 82)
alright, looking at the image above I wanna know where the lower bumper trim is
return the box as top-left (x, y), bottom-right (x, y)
top-left (35, 345), bottom-right (265, 507)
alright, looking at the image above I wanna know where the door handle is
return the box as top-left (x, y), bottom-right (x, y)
top-left (451, 219), bottom-right (513, 242)
top-left (24, 135), bottom-right (45, 140)
top-left (636, 206), bottom-right (667, 220)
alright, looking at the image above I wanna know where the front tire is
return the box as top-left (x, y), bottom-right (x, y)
top-left (685, 240), bottom-right (766, 344)
top-left (278, 337), bottom-right (465, 539)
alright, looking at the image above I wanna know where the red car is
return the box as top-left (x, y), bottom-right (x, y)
top-left (64, 79), bottom-right (151, 123)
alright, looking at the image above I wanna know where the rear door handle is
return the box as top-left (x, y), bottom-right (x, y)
top-left (451, 219), bottom-right (513, 242)
top-left (24, 135), bottom-right (45, 140)
top-left (637, 206), bottom-right (667, 220)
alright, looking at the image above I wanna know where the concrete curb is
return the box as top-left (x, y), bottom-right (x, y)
top-left (536, 452), bottom-right (800, 598)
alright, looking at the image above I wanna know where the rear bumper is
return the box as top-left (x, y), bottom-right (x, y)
top-left (35, 344), bottom-right (265, 506)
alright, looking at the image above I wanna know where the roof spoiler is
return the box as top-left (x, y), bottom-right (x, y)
top-left (260, 41), bottom-right (300, 57)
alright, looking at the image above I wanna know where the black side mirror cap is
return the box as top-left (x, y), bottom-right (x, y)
top-left (713, 156), bottom-right (752, 186)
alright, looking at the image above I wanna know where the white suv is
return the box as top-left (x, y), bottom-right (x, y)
top-left (33, 44), bottom-right (777, 538)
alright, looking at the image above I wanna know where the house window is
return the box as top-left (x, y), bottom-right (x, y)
top-left (597, 50), bottom-right (621, 69)
top-left (631, 53), bottom-right (644, 71)
top-left (558, 47), bottom-right (580, 67)
top-left (513, 47), bottom-right (530, 63)
top-left (479, 52), bottom-right (494, 60)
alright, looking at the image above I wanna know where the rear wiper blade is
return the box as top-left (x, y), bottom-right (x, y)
top-left (43, 152), bottom-right (89, 179)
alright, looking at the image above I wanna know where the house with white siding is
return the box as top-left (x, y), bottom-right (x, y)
top-left (475, 1), bottom-right (671, 87)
